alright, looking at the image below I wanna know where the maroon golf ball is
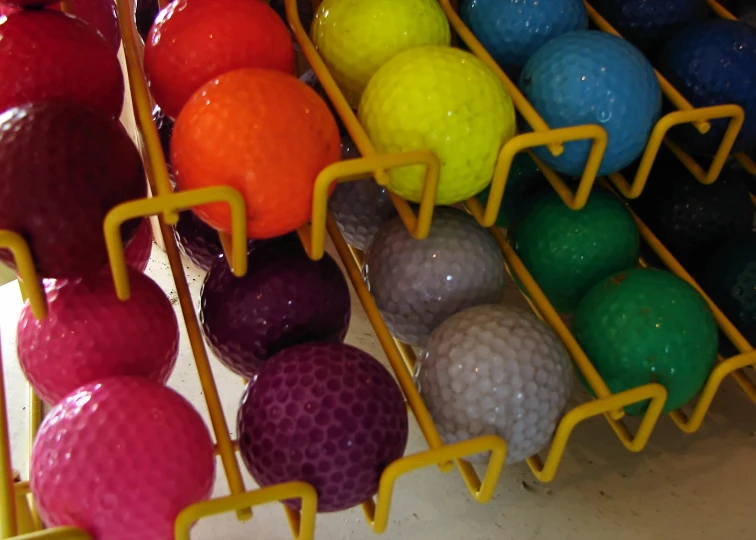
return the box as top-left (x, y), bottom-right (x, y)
top-left (237, 342), bottom-right (409, 512)
top-left (200, 237), bottom-right (351, 378)
top-left (124, 218), bottom-right (153, 273)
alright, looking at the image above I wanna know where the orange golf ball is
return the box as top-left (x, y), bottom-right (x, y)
top-left (171, 69), bottom-right (341, 239)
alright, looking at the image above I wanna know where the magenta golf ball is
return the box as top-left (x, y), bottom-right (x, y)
top-left (237, 342), bottom-right (408, 512)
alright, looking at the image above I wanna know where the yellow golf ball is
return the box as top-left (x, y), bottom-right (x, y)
top-left (310, 0), bottom-right (451, 108)
top-left (358, 46), bottom-right (516, 205)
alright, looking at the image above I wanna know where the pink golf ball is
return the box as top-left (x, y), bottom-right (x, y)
top-left (17, 267), bottom-right (179, 405)
top-left (237, 342), bottom-right (409, 512)
top-left (124, 217), bottom-right (153, 272)
top-left (31, 377), bottom-right (216, 539)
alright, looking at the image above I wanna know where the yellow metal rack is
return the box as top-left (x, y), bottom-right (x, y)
top-left (0, 0), bottom-right (754, 538)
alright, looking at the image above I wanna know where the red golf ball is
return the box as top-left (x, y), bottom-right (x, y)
top-left (0, 10), bottom-right (124, 118)
top-left (17, 267), bottom-right (179, 405)
top-left (144, 0), bottom-right (295, 118)
top-left (31, 377), bottom-right (215, 540)
top-left (124, 218), bottom-right (154, 273)
top-left (237, 342), bottom-right (408, 512)
top-left (0, 101), bottom-right (146, 279)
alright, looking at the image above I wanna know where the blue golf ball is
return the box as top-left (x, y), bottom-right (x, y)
top-left (519, 31), bottom-right (661, 177)
top-left (657, 20), bottom-right (756, 154)
top-left (591, 0), bottom-right (707, 54)
top-left (460, 0), bottom-right (588, 76)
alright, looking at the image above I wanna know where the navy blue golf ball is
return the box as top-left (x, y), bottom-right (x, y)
top-left (519, 31), bottom-right (661, 176)
top-left (591, 0), bottom-right (706, 54)
top-left (657, 20), bottom-right (756, 154)
top-left (460, 0), bottom-right (587, 76)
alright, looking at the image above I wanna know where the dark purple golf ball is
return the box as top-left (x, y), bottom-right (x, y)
top-left (173, 210), bottom-right (225, 271)
top-left (200, 238), bottom-right (351, 378)
top-left (237, 342), bottom-right (409, 512)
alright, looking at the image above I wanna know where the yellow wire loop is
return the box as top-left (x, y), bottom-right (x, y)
top-left (362, 435), bottom-right (507, 534)
top-left (174, 482), bottom-right (318, 540)
top-left (9, 529), bottom-right (91, 540)
top-left (103, 188), bottom-right (249, 300)
top-left (0, 232), bottom-right (46, 320)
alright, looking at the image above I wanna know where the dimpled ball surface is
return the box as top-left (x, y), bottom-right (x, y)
top-left (574, 269), bottom-right (718, 415)
top-left (31, 377), bottom-right (215, 539)
top-left (329, 135), bottom-right (398, 251)
top-left (201, 237), bottom-right (351, 378)
top-left (173, 210), bottom-right (226, 271)
top-left (697, 233), bottom-right (756, 355)
top-left (631, 152), bottom-right (753, 273)
top-left (311, 0), bottom-right (450, 109)
top-left (591, 0), bottom-right (706, 53)
top-left (475, 152), bottom-right (548, 228)
top-left (512, 189), bottom-right (639, 314)
top-left (519, 31), bottom-right (661, 176)
top-left (418, 304), bottom-right (572, 464)
top-left (124, 218), bottom-right (153, 273)
top-left (17, 268), bottom-right (179, 405)
top-left (0, 101), bottom-right (146, 279)
top-left (657, 20), bottom-right (756, 153)
top-left (0, 11), bottom-right (124, 118)
top-left (359, 46), bottom-right (515, 205)
top-left (172, 69), bottom-right (341, 239)
top-left (237, 342), bottom-right (408, 512)
top-left (365, 208), bottom-right (505, 347)
top-left (144, 0), bottom-right (294, 119)
top-left (460, 0), bottom-right (587, 76)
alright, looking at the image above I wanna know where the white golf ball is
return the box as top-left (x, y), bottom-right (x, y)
top-left (417, 304), bottom-right (572, 464)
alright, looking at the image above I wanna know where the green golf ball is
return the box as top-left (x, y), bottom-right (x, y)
top-left (574, 268), bottom-right (718, 415)
top-left (511, 189), bottom-right (639, 314)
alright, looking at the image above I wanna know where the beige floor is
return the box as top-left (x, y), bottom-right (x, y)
top-left (3, 245), bottom-right (756, 540)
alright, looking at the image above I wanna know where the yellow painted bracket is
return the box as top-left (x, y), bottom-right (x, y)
top-left (528, 383), bottom-right (667, 482)
top-left (362, 435), bottom-right (507, 534)
top-left (12, 482), bottom-right (36, 537)
top-left (299, 150), bottom-right (440, 260)
top-left (481, 126), bottom-right (608, 223)
top-left (11, 529), bottom-right (91, 540)
top-left (707, 0), bottom-right (737, 19)
top-left (587, 2), bottom-right (748, 192)
top-left (735, 152), bottom-right (756, 175)
top-left (0, 343), bottom-right (18, 540)
top-left (174, 482), bottom-right (317, 540)
top-left (609, 105), bottom-right (745, 198)
top-left (103, 188), bottom-right (249, 301)
top-left (464, 197), bottom-right (625, 421)
top-left (0, 232), bottom-right (46, 320)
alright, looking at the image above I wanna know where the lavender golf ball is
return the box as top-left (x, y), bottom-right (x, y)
top-left (237, 342), bottom-right (408, 512)
top-left (200, 237), bottom-right (351, 378)
top-left (364, 207), bottom-right (506, 347)
top-left (417, 304), bottom-right (572, 464)
top-left (329, 135), bottom-right (398, 251)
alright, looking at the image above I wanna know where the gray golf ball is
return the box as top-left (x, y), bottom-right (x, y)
top-left (364, 207), bottom-right (505, 347)
top-left (417, 304), bottom-right (572, 464)
top-left (329, 135), bottom-right (398, 251)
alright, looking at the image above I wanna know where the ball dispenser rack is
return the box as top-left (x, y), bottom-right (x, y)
top-left (0, 0), bottom-right (754, 538)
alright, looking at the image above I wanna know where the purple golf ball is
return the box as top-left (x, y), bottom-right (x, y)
top-left (200, 237), bottom-right (351, 378)
top-left (237, 342), bottom-right (409, 512)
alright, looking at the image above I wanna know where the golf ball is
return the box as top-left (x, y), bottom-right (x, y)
top-left (31, 377), bottom-right (216, 539)
top-left (359, 46), bottom-right (515, 205)
top-left (512, 188), bottom-right (639, 314)
top-left (364, 207), bottom-right (505, 347)
top-left (201, 236), bottom-right (351, 378)
top-left (574, 268), bottom-right (718, 415)
top-left (17, 267), bottom-right (179, 405)
top-left (311, 0), bottom-right (450, 108)
top-left (657, 20), bottom-right (756, 154)
top-left (329, 134), bottom-right (398, 251)
top-left (460, 0), bottom-right (588, 76)
top-left (519, 30), bottom-right (661, 176)
top-left (417, 304), bottom-right (572, 464)
top-left (237, 342), bottom-right (408, 512)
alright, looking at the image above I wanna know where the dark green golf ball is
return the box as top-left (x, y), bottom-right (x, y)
top-left (511, 189), bottom-right (639, 314)
top-left (696, 232), bottom-right (756, 356)
top-left (574, 268), bottom-right (718, 415)
top-left (475, 153), bottom-right (548, 228)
